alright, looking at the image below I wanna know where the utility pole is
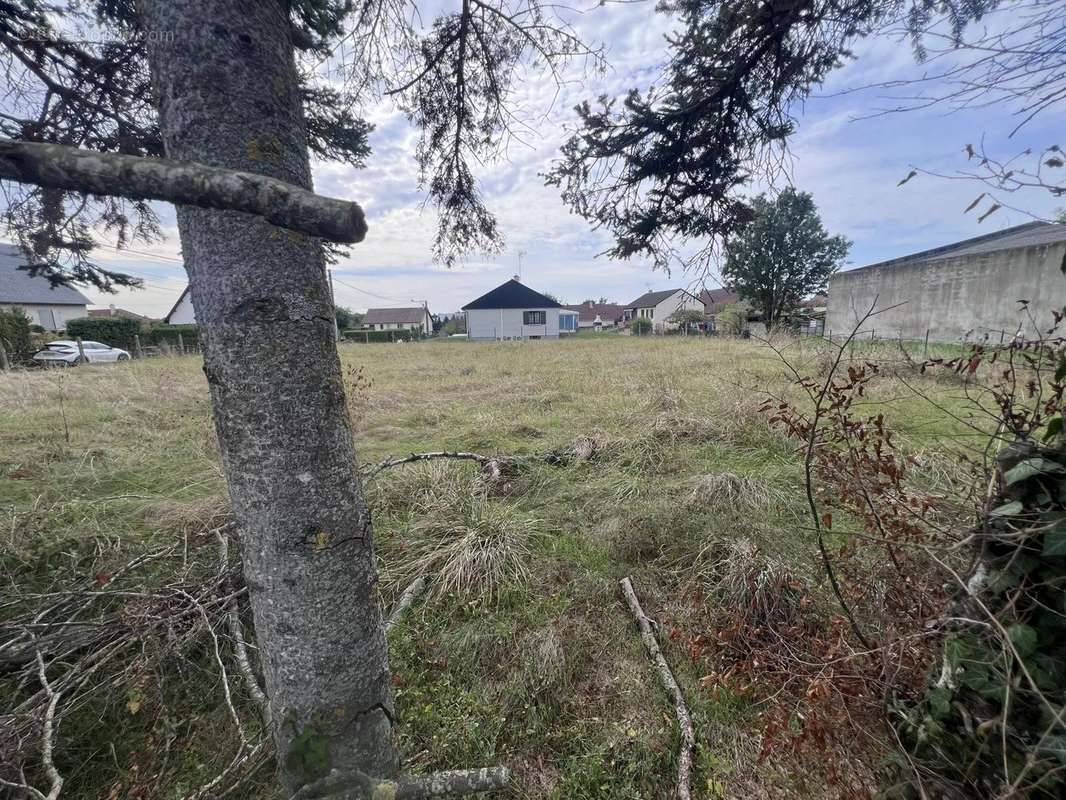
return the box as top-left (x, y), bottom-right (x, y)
top-left (328, 267), bottom-right (340, 342)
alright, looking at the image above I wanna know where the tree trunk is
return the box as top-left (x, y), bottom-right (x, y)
top-left (138, 0), bottom-right (398, 791)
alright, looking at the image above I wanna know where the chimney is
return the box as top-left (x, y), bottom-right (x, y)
top-left (587, 301), bottom-right (593, 309)
top-left (109, 303), bottom-right (116, 316)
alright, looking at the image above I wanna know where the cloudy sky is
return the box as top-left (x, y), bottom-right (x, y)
top-left (74, 3), bottom-right (1062, 317)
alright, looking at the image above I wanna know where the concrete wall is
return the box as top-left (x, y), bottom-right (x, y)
top-left (826, 242), bottom-right (1066, 342)
top-left (0, 302), bottom-right (87, 331)
top-left (466, 308), bottom-right (561, 340)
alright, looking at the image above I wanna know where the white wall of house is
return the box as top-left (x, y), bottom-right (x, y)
top-left (466, 307), bottom-right (561, 340)
top-left (630, 291), bottom-right (703, 332)
top-left (653, 291), bottom-right (703, 330)
top-left (0, 302), bottom-right (87, 331)
top-left (167, 292), bottom-right (196, 324)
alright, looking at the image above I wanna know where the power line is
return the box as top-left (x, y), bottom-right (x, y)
top-left (93, 242), bottom-right (185, 264)
top-left (330, 276), bottom-right (408, 304)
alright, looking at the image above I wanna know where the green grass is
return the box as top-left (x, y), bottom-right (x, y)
top-left (0, 334), bottom-right (980, 799)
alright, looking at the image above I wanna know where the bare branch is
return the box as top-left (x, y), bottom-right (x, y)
top-left (0, 137), bottom-right (368, 243)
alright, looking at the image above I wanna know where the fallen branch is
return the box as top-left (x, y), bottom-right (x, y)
top-left (0, 647), bottom-right (64, 800)
top-left (619, 577), bottom-right (693, 800)
top-left (385, 576), bottom-right (428, 633)
top-left (0, 137), bottom-right (367, 243)
top-left (291, 765), bottom-right (510, 800)
top-left (365, 450), bottom-right (496, 480)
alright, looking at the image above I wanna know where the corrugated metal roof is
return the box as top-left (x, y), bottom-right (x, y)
top-left (462, 279), bottom-right (562, 310)
top-left (0, 243), bottom-right (92, 306)
top-left (850, 222), bottom-right (1066, 274)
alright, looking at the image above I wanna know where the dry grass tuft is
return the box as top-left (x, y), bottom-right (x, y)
top-left (366, 461), bottom-right (476, 516)
top-left (685, 471), bottom-right (790, 514)
top-left (143, 495), bottom-right (230, 537)
top-left (399, 495), bottom-right (543, 603)
top-left (698, 538), bottom-right (804, 631)
top-left (645, 412), bottom-right (718, 443)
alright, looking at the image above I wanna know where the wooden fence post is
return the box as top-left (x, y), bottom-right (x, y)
top-left (0, 341), bottom-right (9, 372)
top-left (134, 334), bottom-right (143, 359)
top-left (76, 337), bottom-right (86, 364)
top-left (177, 332), bottom-right (185, 355)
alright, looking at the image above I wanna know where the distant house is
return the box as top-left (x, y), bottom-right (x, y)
top-left (559, 308), bottom-right (580, 334)
top-left (165, 286), bottom-right (196, 324)
top-left (88, 305), bottom-right (155, 323)
top-left (462, 277), bottom-right (564, 341)
top-left (364, 306), bottom-right (432, 336)
top-left (0, 243), bottom-right (90, 331)
top-left (562, 301), bottom-right (625, 330)
top-left (623, 289), bottom-right (703, 332)
top-left (827, 222), bottom-right (1066, 342)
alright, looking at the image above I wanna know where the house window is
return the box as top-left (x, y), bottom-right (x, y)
top-left (523, 310), bottom-right (545, 325)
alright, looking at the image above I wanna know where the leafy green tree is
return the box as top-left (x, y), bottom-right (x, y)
top-left (334, 306), bottom-right (362, 330)
top-left (669, 308), bottom-right (705, 335)
top-left (442, 316), bottom-right (468, 335)
top-left (714, 304), bottom-right (746, 336)
top-left (631, 317), bottom-right (653, 336)
top-left (722, 189), bottom-right (849, 327)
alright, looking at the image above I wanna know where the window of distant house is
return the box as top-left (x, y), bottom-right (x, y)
top-left (523, 310), bottom-right (545, 325)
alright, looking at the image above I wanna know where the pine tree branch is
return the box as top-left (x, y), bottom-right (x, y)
top-left (0, 138), bottom-right (367, 243)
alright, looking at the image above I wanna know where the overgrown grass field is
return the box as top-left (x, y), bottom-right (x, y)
top-left (0, 334), bottom-right (981, 799)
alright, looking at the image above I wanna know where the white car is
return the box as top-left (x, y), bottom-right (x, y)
top-left (32, 340), bottom-right (131, 366)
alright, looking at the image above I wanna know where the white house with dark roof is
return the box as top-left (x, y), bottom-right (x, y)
top-left (827, 222), bottom-right (1066, 342)
top-left (363, 306), bottom-right (432, 335)
top-left (0, 243), bottom-right (90, 331)
top-left (623, 288), bottom-right (703, 332)
top-left (462, 277), bottom-right (563, 341)
top-left (165, 286), bottom-right (196, 324)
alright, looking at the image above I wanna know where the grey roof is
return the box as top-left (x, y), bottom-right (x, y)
top-left (699, 288), bottom-right (739, 313)
top-left (462, 279), bottom-right (562, 310)
top-left (0, 244), bottom-right (91, 306)
top-left (850, 222), bottom-right (1066, 274)
top-left (365, 307), bottom-right (428, 324)
top-left (562, 302), bottom-right (626, 323)
top-left (627, 288), bottom-right (698, 308)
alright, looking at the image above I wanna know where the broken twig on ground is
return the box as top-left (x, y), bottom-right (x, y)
top-left (385, 576), bottom-right (428, 633)
top-left (620, 576), bottom-right (693, 800)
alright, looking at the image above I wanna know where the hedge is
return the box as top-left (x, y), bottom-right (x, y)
top-left (0, 307), bottom-right (33, 364)
top-left (146, 324), bottom-right (199, 350)
top-left (66, 317), bottom-right (141, 351)
top-left (342, 329), bottom-right (416, 343)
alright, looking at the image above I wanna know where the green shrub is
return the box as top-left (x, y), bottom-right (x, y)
top-left (714, 303), bottom-right (746, 335)
top-left (0, 307), bottom-right (33, 363)
top-left (342, 329), bottom-right (416, 343)
top-left (146, 324), bottom-right (199, 351)
top-left (66, 317), bottom-right (141, 350)
top-left (630, 317), bottom-right (653, 336)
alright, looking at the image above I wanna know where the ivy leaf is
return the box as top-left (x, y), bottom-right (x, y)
top-left (991, 500), bottom-right (1023, 517)
top-left (1045, 416), bottom-right (1064, 441)
top-left (1043, 518), bottom-right (1066, 556)
top-left (1003, 458), bottom-right (1066, 486)
top-left (1008, 624), bottom-right (1038, 658)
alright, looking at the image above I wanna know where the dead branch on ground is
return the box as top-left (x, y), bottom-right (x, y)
top-left (619, 576), bottom-right (693, 800)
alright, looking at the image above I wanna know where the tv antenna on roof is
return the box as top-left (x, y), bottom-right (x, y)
top-left (516, 249), bottom-right (526, 281)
